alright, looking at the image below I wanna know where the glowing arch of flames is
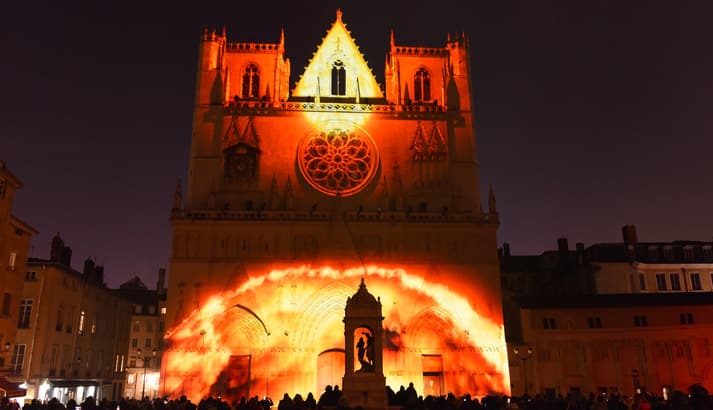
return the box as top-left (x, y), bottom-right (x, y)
top-left (163, 265), bottom-right (509, 400)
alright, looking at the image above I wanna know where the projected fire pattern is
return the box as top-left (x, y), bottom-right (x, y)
top-left (162, 265), bottom-right (509, 401)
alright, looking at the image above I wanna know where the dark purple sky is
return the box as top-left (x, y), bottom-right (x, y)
top-left (2, 1), bottom-right (712, 288)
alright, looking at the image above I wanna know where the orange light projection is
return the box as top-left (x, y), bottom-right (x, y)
top-left (163, 265), bottom-right (510, 401)
top-left (297, 125), bottom-right (378, 197)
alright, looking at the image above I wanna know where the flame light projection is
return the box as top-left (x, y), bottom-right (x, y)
top-left (297, 127), bottom-right (378, 197)
top-left (163, 265), bottom-right (510, 401)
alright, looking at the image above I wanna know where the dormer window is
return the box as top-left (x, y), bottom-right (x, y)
top-left (242, 64), bottom-right (260, 99)
top-left (414, 67), bottom-right (431, 101)
top-left (684, 246), bottom-right (694, 260)
top-left (663, 246), bottom-right (673, 259)
top-left (331, 61), bottom-right (346, 96)
top-left (648, 246), bottom-right (658, 260)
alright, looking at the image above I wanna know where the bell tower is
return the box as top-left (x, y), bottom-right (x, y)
top-left (342, 279), bottom-right (387, 410)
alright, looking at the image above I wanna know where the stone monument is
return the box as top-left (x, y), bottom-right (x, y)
top-left (342, 278), bottom-right (387, 409)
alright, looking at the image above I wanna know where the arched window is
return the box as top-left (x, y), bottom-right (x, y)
top-left (414, 67), bottom-right (431, 101)
top-left (242, 64), bottom-right (260, 99)
top-left (331, 61), bottom-right (346, 96)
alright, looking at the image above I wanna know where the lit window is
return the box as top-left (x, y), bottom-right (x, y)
top-left (690, 273), bottom-right (702, 291)
top-left (160, 307), bottom-right (167, 315)
top-left (242, 64), bottom-right (260, 99)
top-left (17, 299), bottom-right (32, 329)
top-left (78, 310), bottom-right (85, 334)
top-left (8, 251), bottom-right (17, 271)
top-left (413, 67), bottom-right (431, 101)
top-left (655, 273), bottom-right (667, 291)
top-left (670, 273), bottom-right (681, 291)
top-left (331, 60), bottom-right (346, 96)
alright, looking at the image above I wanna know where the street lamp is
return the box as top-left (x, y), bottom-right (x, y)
top-left (137, 348), bottom-right (157, 400)
top-left (513, 346), bottom-right (534, 396)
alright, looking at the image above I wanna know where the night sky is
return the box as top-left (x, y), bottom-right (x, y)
top-left (2, 1), bottom-right (712, 288)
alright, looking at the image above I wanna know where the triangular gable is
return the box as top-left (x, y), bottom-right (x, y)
top-left (293, 9), bottom-right (383, 99)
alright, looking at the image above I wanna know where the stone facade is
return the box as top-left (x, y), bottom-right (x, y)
top-left (163, 11), bottom-right (507, 402)
top-left (0, 161), bottom-right (37, 380)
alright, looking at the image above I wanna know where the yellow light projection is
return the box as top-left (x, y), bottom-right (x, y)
top-left (293, 10), bottom-right (383, 99)
top-left (163, 265), bottom-right (510, 401)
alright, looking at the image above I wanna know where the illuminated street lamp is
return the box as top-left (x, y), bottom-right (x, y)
top-left (513, 346), bottom-right (534, 396)
top-left (137, 348), bottom-right (157, 399)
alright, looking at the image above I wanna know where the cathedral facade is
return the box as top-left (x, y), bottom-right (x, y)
top-left (163, 11), bottom-right (508, 402)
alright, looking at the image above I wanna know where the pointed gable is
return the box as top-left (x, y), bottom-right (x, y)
top-left (293, 9), bottom-right (383, 99)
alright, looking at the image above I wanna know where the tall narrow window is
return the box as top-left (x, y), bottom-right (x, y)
top-left (670, 273), bottom-right (681, 291)
top-left (655, 273), bottom-right (667, 291)
top-left (17, 299), bottom-right (32, 329)
top-left (690, 273), bottom-right (702, 291)
top-left (241, 64), bottom-right (260, 99)
top-left (56, 305), bottom-right (64, 331)
top-left (414, 67), bottom-right (431, 101)
top-left (10, 344), bottom-right (26, 374)
top-left (79, 310), bottom-right (86, 335)
top-left (331, 61), bottom-right (346, 96)
top-left (638, 273), bottom-right (646, 291)
top-left (8, 251), bottom-right (17, 270)
top-left (2, 293), bottom-right (11, 316)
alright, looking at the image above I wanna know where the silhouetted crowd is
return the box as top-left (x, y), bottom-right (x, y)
top-left (3, 382), bottom-right (713, 410)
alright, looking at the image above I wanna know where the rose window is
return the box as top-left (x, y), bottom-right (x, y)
top-left (297, 128), bottom-right (378, 196)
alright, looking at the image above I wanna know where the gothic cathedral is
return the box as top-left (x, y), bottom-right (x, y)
top-left (163, 10), bottom-right (509, 402)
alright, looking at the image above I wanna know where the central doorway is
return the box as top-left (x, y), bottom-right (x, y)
top-left (317, 349), bottom-right (345, 392)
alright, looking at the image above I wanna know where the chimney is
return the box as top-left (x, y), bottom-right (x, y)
top-left (50, 234), bottom-right (65, 262)
top-left (83, 258), bottom-right (96, 277)
top-left (557, 237), bottom-right (569, 253)
top-left (622, 225), bottom-right (638, 245)
top-left (156, 268), bottom-right (166, 294)
top-left (61, 246), bottom-right (72, 267)
top-left (93, 266), bottom-right (104, 286)
top-left (576, 242), bottom-right (585, 264)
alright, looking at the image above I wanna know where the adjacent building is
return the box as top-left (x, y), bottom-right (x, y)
top-left (502, 226), bottom-right (713, 398)
top-left (10, 235), bottom-right (133, 402)
top-left (0, 161), bottom-right (38, 398)
top-left (163, 10), bottom-right (508, 403)
top-left (114, 270), bottom-right (167, 400)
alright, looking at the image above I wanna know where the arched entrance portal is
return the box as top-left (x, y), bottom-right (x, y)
top-left (317, 349), bottom-right (345, 392)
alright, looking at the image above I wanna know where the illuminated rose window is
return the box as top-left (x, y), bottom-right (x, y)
top-left (298, 128), bottom-right (378, 196)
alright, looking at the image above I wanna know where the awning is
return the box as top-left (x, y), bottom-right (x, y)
top-left (0, 376), bottom-right (26, 398)
top-left (49, 380), bottom-right (99, 388)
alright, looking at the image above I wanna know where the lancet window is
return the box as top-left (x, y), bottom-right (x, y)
top-left (414, 67), bottom-right (431, 101)
top-left (331, 61), bottom-right (346, 96)
top-left (242, 64), bottom-right (260, 99)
